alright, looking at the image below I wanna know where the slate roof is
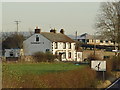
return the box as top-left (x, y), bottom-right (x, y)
top-left (40, 32), bottom-right (75, 43)
top-left (78, 33), bottom-right (100, 40)
top-left (79, 33), bottom-right (94, 39)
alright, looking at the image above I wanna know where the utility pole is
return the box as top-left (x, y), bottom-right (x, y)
top-left (14, 20), bottom-right (21, 33)
top-left (75, 31), bottom-right (77, 40)
top-left (93, 32), bottom-right (96, 56)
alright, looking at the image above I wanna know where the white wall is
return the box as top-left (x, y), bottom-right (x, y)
top-left (87, 39), bottom-right (114, 46)
top-left (52, 42), bottom-right (76, 61)
top-left (76, 52), bottom-right (82, 62)
top-left (99, 40), bottom-right (114, 46)
top-left (23, 34), bottom-right (52, 55)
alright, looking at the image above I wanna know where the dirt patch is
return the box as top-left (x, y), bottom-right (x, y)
top-left (97, 80), bottom-right (111, 88)
top-left (113, 72), bottom-right (120, 78)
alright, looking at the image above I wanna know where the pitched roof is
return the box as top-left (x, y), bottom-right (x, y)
top-left (79, 33), bottom-right (94, 39)
top-left (78, 33), bottom-right (102, 40)
top-left (40, 32), bottom-right (75, 43)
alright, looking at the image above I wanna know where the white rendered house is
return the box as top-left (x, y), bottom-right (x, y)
top-left (23, 27), bottom-right (82, 61)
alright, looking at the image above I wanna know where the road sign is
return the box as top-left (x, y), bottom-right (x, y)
top-left (91, 61), bottom-right (106, 71)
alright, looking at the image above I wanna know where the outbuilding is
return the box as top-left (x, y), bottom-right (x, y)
top-left (4, 49), bottom-right (23, 60)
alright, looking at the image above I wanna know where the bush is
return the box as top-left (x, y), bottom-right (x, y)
top-left (46, 52), bottom-right (56, 62)
top-left (111, 56), bottom-right (120, 70)
top-left (33, 52), bottom-right (56, 62)
top-left (87, 54), bottom-right (101, 62)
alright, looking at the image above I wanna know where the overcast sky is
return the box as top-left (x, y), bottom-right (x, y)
top-left (2, 2), bottom-right (101, 35)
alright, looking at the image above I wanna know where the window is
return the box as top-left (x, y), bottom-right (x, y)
top-left (87, 39), bottom-right (89, 42)
top-left (36, 35), bottom-right (39, 42)
top-left (100, 40), bottom-right (103, 43)
top-left (68, 43), bottom-right (71, 49)
top-left (106, 40), bottom-right (108, 43)
top-left (46, 49), bottom-right (50, 52)
top-left (111, 41), bottom-right (114, 43)
top-left (10, 51), bottom-right (14, 57)
top-left (55, 42), bottom-right (58, 49)
top-left (82, 39), bottom-right (86, 43)
top-left (78, 53), bottom-right (80, 58)
top-left (62, 52), bottom-right (66, 59)
top-left (74, 44), bottom-right (76, 49)
top-left (63, 42), bottom-right (66, 49)
top-left (68, 52), bottom-right (71, 58)
top-left (92, 39), bottom-right (94, 42)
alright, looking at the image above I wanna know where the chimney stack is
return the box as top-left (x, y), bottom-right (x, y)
top-left (50, 28), bottom-right (56, 33)
top-left (35, 26), bottom-right (41, 33)
top-left (60, 29), bottom-right (64, 34)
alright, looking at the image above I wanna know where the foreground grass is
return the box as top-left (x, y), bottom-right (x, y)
top-left (3, 62), bottom-right (97, 88)
top-left (3, 62), bottom-right (86, 75)
top-left (3, 62), bottom-right (88, 88)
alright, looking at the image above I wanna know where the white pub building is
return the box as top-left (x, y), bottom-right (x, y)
top-left (23, 27), bottom-right (82, 62)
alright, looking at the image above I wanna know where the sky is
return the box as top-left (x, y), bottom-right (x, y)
top-left (2, 2), bottom-right (101, 35)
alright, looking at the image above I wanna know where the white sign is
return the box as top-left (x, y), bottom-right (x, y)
top-left (91, 61), bottom-right (106, 71)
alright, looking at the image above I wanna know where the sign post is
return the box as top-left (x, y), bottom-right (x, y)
top-left (91, 60), bottom-right (106, 82)
top-left (103, 71), bottom-right (105, 82)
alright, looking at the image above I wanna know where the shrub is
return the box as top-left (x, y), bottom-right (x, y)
top-left (110, 56), bottom-right (120, 70)
top-left (46, 52), bottom-right (56, 62)
top-left (87, 54), bottom-right (101, 62)
top-left (33, 52), bottom-right (56, 62)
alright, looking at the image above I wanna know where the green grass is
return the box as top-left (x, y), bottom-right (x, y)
top-left (3, 62), bottom-right (86, 75)
top-left (3, 62), bottom-right (96, 88)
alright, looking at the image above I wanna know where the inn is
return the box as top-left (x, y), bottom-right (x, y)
top-left (23, 27), bottom-right (82, 62)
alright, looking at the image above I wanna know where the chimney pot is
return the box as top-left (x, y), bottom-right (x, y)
top-left (35, 26), bottom-right (41, 33)
top-left (50, 28), bottom-right (56, 33)
top-left (60, 29), bottom-right (64, 34)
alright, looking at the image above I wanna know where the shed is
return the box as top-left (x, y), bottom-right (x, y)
top-left (5, 49), bottom-right (23, 58)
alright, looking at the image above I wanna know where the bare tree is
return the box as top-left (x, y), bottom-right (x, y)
top-left (2, 33), bottom-right (25, 50)
top-left (28, 28), bottom-right (34, 36)
top-left (95, 1), bottom-right (120, 51)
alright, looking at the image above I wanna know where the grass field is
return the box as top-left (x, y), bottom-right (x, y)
top-left (3, 62), bottom-right (98, 88)
top-left (3, 62), bottom-right (86, 75)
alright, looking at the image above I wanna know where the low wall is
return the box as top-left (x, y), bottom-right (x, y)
top-left (82, 50), bottom-right (115, 60)
top-left (83, 50), bottom-right (104, 60)
top-left (21, 56), bottom-right (34, 61)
